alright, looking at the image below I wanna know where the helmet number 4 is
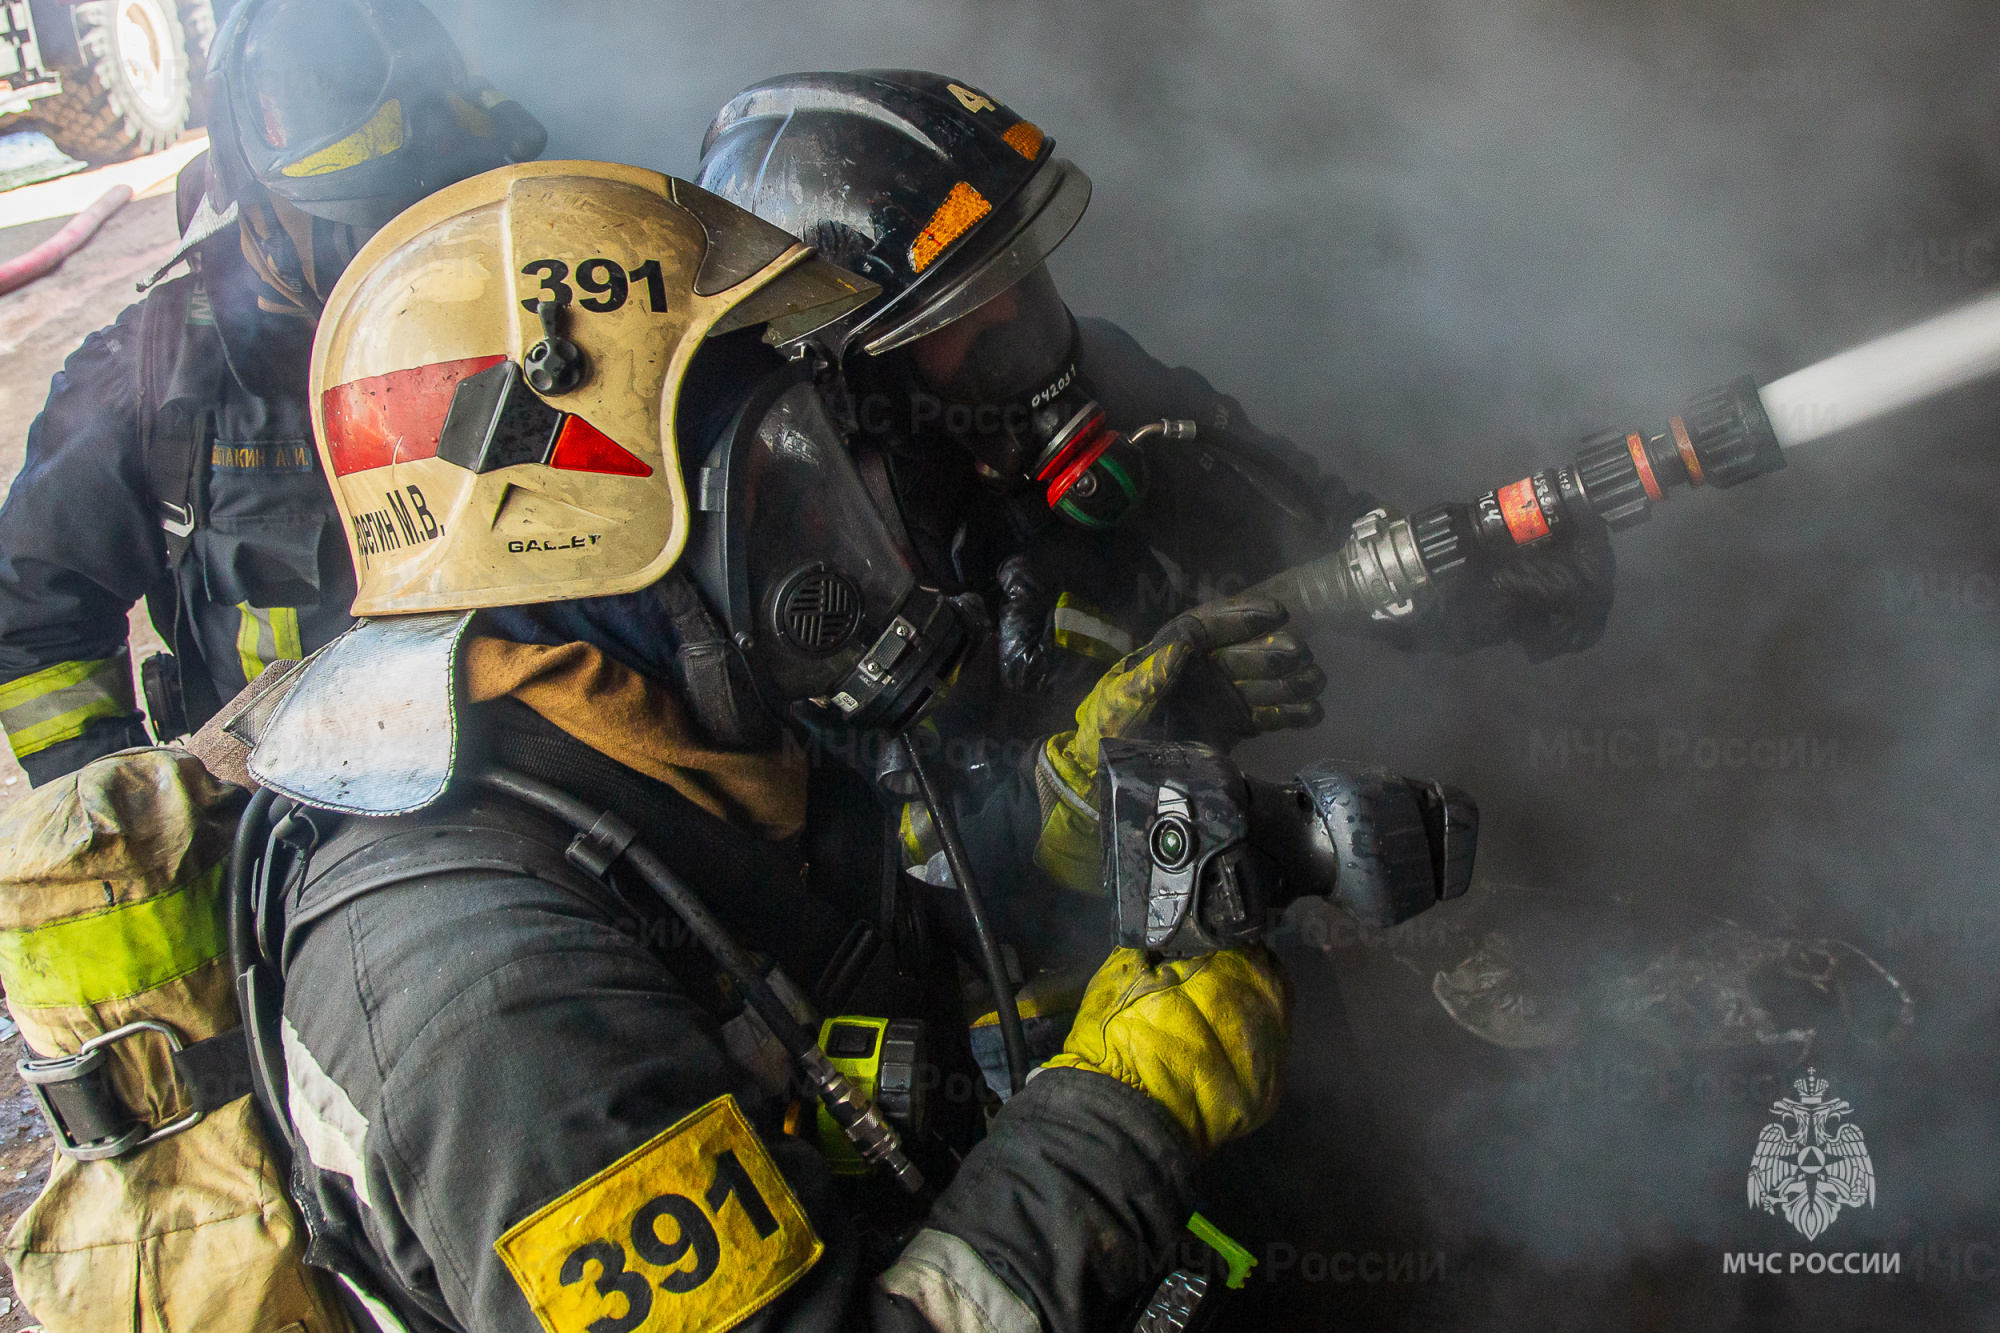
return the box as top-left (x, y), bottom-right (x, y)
top-left (947, 83), bottom-right (997, 113)
top-left (521, 259), bottom-right (671, 315)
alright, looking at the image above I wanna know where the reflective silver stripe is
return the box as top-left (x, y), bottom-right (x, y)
top-left (0, 657), bottom-right (134, 759)
top-left (1036, 744), bottom-right (1099, 823)
top-left (878, 1229), bottom-right (1041, 1333)
top-left (339, 1275), bottom-right (413, 1333)
top-left (1052, 603), bottom-right (1133, 658)
top-left (909, 849), bottom-right (956, 888)
top-left (282, 1017), bottom-right (375, 1210)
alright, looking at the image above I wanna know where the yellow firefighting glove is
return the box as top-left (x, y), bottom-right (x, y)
top-left (1043, 946), bottom-right (1292, 1158)
top-left (1034, 596), bottom-right (1323, 892)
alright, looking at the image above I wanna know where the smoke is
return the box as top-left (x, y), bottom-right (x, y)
top-left (451, 1), bottom-right (2000, 1326)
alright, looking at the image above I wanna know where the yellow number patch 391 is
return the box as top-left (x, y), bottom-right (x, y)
top-left (496, 1096), bottom-right (823, 1333)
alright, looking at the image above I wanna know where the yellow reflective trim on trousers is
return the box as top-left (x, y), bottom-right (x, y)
top-left (0, 657), bottom-right (133, 760)
top-left (0, 865), bottom-right (226, 1009)
top-left (237, 604), bottom-right (304, 684)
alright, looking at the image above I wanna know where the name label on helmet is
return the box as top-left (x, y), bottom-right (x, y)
top-left (507, 535), bottom-right (602, 554)
top-left (521, 258), bottom-right (672, 315)
top-left (495, 1095), bottom-right (821, 1333)
top-left (351, 485), bottom-right (443, 560)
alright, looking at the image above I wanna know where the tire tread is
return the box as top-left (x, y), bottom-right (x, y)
top-left (15, 0), bottom-right (192, 166)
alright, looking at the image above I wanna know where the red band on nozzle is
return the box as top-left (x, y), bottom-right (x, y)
top-left (1670, 415), bottom-right (1705, 487)
top-left (1627, 432), bottom-right (1664, 501)
top-left (1497, 477), bottom-right (1550, 544)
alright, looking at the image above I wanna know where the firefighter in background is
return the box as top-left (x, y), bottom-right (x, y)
top-left (0, 0), bottom-right (543, 784)
top-left (243, 158), bottom-right (1291, 1332)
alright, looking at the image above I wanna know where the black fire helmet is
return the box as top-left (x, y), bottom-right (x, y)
top-left (204, 0), bottom-right (546, 229)
top-left (697, 69), bottom-right (1091, 359)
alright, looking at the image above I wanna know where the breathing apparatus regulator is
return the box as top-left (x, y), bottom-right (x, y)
top-left (896, 261), bottom-right (1190, 530)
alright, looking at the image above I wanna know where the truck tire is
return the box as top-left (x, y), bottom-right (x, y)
top-left (30, 0), bottom-right (192, 166)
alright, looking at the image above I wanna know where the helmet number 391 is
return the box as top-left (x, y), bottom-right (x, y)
top-left (520, 258), bottom-right (673, 315)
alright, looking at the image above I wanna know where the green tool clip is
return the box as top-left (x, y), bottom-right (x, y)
top-left (1187, 1212), bottom-right (1256, 1289)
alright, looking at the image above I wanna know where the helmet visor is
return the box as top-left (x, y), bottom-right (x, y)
top-left (910, 263), bottom-right (1073, 405)
top-left (861, 157), bottom-right (1090, 355)
top-left (243, 0), bottom-right (393, 151)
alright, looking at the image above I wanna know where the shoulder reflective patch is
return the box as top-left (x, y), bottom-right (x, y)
top-left (496, 1095), bottom-right (822, 1333)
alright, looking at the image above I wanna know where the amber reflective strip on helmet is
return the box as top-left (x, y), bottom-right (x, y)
top-left (0, 658), bottom-right (135, 760)
top-left (280, 99), bottom-right (405, 179)
top-left (0, 865), bottom-right (225, 1009)
top-left (236, 605), bottom-right (304, 685)
top-left (910, 182), bottom-right (993, 273)
top-left (1002, 121), bottom-right (1045, 159)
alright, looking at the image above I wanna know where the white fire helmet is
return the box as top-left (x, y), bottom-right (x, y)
top-left (310, 160), bottom-right (877, 617)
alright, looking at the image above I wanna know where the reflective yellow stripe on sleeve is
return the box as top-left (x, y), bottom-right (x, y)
top-left (0, 865), bottom-right (226, 1009)
top-left (237, 604), bottom-right (304, 685)
top-left (1052, 593), bottom-right (1134, 663)
top-left (0, 656), bottom-right (135, 760)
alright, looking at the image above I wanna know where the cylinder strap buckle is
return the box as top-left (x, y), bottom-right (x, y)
top-left (17, 1019), bottom-right (205, 1161)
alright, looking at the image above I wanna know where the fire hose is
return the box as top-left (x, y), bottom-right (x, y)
top-left (1252, 286), bottom-right (2000, 627)
top-left (0, 184), bottom-right (133, 298)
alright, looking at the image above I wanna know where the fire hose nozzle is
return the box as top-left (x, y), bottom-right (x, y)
top-left (1248, 375), bottom-right (1788, 627)
top-left (1457, 373), bottom-right (1786, 553)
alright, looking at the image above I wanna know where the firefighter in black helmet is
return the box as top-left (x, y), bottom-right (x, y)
top-left (698, 75), bottom-right (1612, 1059)
top-left (0, 0), bottom-right (544, 784)
top-left (208, 0), bottom-right (548, 230)
top-left (697, 69), bottom-right (1615, 700)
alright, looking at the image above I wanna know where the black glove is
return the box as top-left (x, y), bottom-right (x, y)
top-left (1154, 597), bottom-right (1327, 745)
top-left (995, 553), bottom-right (1053, 695)
top-left (1487, 512), bottom-right (1617, 661)
top-left (1391, 513), bottom-right (1616, 663)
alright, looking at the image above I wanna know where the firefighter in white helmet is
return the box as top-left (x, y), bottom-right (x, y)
top-left (235, 160), bottom-right (1291, 1333)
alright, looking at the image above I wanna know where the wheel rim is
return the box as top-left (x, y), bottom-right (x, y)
top-left (115, 0), bottom-right (178, 116)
